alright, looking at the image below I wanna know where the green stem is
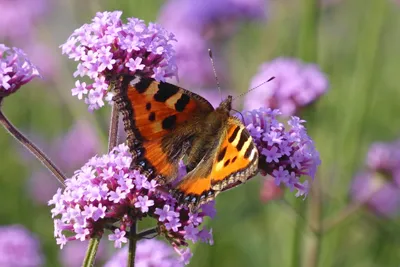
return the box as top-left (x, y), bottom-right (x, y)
top-left (291, 200), bottom-right (307, 267)
top-left (128, 221), bottom-right (138, 267)
top-left (297, 0), bottom-right (319, 62)
top-left (306, 181), bottom-right (323, 267)
top-left (291, 0), bottom-right (319, 266)
top-left (337, 0), bottom-right (387, 167)
top-left (82, 236), bottom-right (101, 267)
top-left (0, 99), bottom-right (66, 186)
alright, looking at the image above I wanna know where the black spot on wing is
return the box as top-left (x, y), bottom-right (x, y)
top-left (135, 78), bottom-right (152, 93)
top-left (224, 159), bottom-right (231, 167)
top-left (236, 129), bottom-right (248, 151)
top-left (232, 156), bottom-right (237, 163)
top-left (148, 112), bottom-right (156, 122)
top-left (145, 102), bottom-right (151, 110)
top-left (217, 147), bottom-right (227, 162)
top-left (162, 115), bottom-right (177, 130)
top-left (244, 142), bottom-right (254, 159)
top-left (154, 82), bottom-right (179, 102)
top-left (228, 126), bottom-right (240, 143)
top-left (175, 94), bottom-right (190, 112)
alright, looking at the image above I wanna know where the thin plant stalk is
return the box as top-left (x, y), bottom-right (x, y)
top-left (128, 221), bottom-right (138, 267)
top-left (292, 0), bottom-right (319, 266)
top-left (0, 98), bottom-right (66, 186)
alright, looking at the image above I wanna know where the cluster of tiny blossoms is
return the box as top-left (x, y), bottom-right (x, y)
top-left (0, 225), bottom-right (44, 267)
top-left (244, 58), bottom-right (329, 116)
top-left (61, 11), bottom-right (178, 111)
top-left (351, 140), bottom-right (400, 217)
top-left (243, 108), bottom-right (321, 197)
top-left (49, 144), bottom-right (214, 264)
top-left (0, 44), bottom-right (40, 97)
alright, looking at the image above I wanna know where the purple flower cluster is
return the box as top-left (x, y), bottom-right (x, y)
top-left (104, 239), bottom-right (184, 267)
top-left (243, 108), bottom-right (321, 197)
top-left (0, 44), bottom-right (40, 97)
top-left (61, 11), bottom-right (178, 111)
top-left (351, 140), bottom-right (400, 217)
top-left (48, 144), bottom-right (214, 264)
top-left (0, 225), bottom-right (43, 267)
top-left (158, 0), bottom-right (267, 87)
top-left (244, 58), bottom-right (329, 116)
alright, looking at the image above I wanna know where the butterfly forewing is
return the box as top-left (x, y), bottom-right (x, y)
top-left (113, 76), bottom-right (214, 180)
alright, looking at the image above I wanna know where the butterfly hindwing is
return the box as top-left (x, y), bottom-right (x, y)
top-left (174, 117), bottom-right (259, 207)
top-left (113, 76), bottom-right (214, 180)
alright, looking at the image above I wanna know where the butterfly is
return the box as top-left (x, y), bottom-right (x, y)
top-left (113, 75), bottom-right (259, 210)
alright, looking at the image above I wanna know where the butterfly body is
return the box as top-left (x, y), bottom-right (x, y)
top-left (114, 75), bottom-right (259, 209)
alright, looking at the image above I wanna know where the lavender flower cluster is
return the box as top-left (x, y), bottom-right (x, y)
top-left (0, 44), bottom-right (40, 97)
top-left (244, 58), bottom-right (329, 116)
top-left (49, 144), bottom-right (214, 264)
top-left (0, 225), bottom-right (43, 267)
top-left (243, 108), bottom-right (321, 197)
top-left (61, 11), bottom-right (178, 110)
top-left (351, 140), bottom-right (400, 217)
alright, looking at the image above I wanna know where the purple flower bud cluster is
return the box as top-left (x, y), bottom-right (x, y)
top-left (351, 140), bottom-right (400, 217)
top-left (104, 239), bottom-right (184, 267)
top-left (0, 225), bottom-right (44, 267)
top-left (243, 108), bottom-right (321, 197)
top-left (60, 11), bottom-right (178, 111)
top-left (49, 144), bottom-right (214, 264)
top-left (0, 44), bottom-right (40, 97)
top-left (244, 58), bottom-right (329, 116)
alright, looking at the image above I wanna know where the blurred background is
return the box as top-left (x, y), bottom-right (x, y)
top-left (1, 0), bottom-right (400, 266)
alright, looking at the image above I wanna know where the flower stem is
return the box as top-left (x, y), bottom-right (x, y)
top-left (306, 181), bottom-right (323, 267)
top-left (128, 221), bottom-right (138, 267)
top-left (297, 0), bottom-right (319, 62)
top-left (290, 200), bottom-right (307, 267)
top-left (321, 185), bottom-right (384, 233)
top-left (82, 235), bottom-right (101, 267)
top-left (0, 99), bottom-right (66, 186)
top-left (108, 103), bottom-right (120, 151)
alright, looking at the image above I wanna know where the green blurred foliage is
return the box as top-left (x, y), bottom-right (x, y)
top-left (1, 0), bottom-right (400, 266)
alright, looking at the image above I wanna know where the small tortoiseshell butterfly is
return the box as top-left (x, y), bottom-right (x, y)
top-left (114, 75), bottom-right (258, 209)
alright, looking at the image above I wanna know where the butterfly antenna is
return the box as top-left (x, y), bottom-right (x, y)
top-left (208, 49), bottom-right (222, 101)
top-left (232, 76), bottom-right (275, 101)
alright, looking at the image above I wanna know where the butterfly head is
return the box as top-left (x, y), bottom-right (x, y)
top-left (217, 95), bottom-right (233, 113)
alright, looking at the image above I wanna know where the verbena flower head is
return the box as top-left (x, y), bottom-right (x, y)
top-left (365, 141), bottom-right (400, 177)
top-left (0, 44), bottom-right (40, 98)
top-left (350, 140), bottom-right (400, 217)
top-left (351, 172), bottom-right (400, 217)
top-left (61, 11), bottom-right (178, 111)
top-left (104, 239), bottom-right (184, 267)
top-left (0, 225), bottom-right (44, 267)
top-left (243, 108), bottom-right (321, 197)
top-left (244, 58), bottom-right (329, 116)
top-left (49, 144), bottom-right (214, 265)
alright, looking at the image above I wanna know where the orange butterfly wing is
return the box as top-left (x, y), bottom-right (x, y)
top-left (114, 76), bottom-right (214, 179)
top-left (174, 118), bottom-right (259, 207)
